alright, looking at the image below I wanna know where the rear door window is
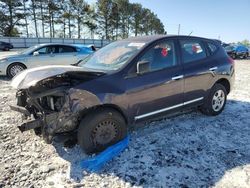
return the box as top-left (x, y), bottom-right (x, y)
top-left (58, 45), bottom-right (76, 53)
top-left (180, 40), bottom-right (207, 63)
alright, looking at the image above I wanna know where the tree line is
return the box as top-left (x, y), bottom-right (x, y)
top-left (0, 0), bottom-right (166, 40)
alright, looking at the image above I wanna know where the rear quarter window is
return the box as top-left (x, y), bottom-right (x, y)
top-left (207, 42), bottom-right (218, 54)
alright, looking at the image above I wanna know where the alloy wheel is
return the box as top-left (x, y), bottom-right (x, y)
top-left (212, 89), bottom-right (225, 112)
top-left (10, 65), bottom-right (24, 77)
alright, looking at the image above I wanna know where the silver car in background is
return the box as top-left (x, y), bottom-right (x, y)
top-left (0, 43), bottom-right (96, 77)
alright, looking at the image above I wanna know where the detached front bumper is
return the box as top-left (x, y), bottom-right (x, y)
top-left (10, 88), bottom-right (80, 143)
top-left (10, 104), bottom-right (61, 143)
top-left (17, 117), bottom-right (42, 132)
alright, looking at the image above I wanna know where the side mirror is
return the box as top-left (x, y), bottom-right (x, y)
top-left (33, 51), bottom-right (39, 56)
top-left (136, 60), bottom-right (150, 75)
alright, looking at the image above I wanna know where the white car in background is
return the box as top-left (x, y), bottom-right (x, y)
top-left (0, 43), bottom-right (96, 77)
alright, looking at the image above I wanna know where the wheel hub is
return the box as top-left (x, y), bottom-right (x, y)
top-left (92, 120), bottom-right (118, 145)
top-left (10, 65), bottom-right (24, 77)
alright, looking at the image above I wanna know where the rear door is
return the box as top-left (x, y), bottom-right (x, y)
top-left (54, 45), bottom-right (78, 65)
top-left (125, 39), bottom-right (184, 120)
top-left (179, 39), bottom-right (218, 104)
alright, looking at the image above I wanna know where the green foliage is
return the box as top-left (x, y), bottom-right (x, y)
top-left (0, 0), bottom-right (166, 39)
top-left (238, 39), bottom-right (250, 47)
top-left (0, 0), bottom-right (25, 36)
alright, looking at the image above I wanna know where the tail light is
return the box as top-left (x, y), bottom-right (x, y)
top-left (228, 56), bottom-right (235, 65)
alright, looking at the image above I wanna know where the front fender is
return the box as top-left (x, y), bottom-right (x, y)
top-left (68, 88), bottom-right (128, 120)
top-left (68, 88), bottom-right (101, 113)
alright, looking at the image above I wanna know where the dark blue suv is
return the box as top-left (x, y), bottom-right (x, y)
top-left (11, 35), bottom-right (235, 153)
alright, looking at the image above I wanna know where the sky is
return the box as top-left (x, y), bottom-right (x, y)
top-left (87, 0), bottom-right (250, 43)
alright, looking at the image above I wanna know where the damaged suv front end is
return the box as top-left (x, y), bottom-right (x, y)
top-left (10, 39), bottom-right (148, 153)
top-left (10, 65), bottom-right (105, 143)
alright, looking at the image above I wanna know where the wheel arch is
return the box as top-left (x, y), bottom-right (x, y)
top-left (214, 78), bottom-right (230, 94)
top-left (79, 104), bottom-right (129, 125)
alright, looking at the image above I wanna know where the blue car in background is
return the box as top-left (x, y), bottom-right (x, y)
top-left (225, 45), bottom-right (249, 59)
top-left (0, 43), bottom-right (96, 77)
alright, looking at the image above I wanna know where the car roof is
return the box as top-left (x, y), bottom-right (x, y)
top-left (121, 35), bottom-right (216, 44)
top-left (36, 43), bottom-right (93, 48)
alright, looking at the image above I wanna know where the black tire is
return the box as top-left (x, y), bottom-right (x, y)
top-left (200, 83), bottom-right (227, 116)
top-left (245, 53), bottom-right (249, 59)
top-left (231, 54), bottom-right (236, 59)
top-left (4, 47), bottom-right (9, 51)
top-left (7, 63), bottom-right (26, 78)
top-left (77, 108), bottom-right (127, 154)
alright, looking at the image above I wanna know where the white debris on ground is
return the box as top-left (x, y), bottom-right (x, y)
top-left (0, 58), bottom-right (250, 188)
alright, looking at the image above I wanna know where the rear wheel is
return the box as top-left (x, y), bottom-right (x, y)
top-left (77, 108), bottom-right (127, 154)
top-left (200, 84), bottom-right (227, 116)
top-left (7, 63), bottom-right (26, 78)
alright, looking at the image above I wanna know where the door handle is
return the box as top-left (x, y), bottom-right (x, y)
top-left (172, 75), bottom-right (184, 80)
top-left (209, 66), bottom-right (218, 71)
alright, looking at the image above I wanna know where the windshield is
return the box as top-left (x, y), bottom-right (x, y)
top-left (78, 41), bottom-right (145, 71)
top-left (225, 46), bottom-right (235, 51)
top-left (19, 45), bottom-right (41, 55)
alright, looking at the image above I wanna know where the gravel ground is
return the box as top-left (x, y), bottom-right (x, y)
top-left (0, 57), bottom-right (250, 188)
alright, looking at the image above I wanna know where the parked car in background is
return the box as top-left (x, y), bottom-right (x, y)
top-left (225, 45), bottom-right (249, 59)
top-left (0, 43), bottom-right (96, 77)
top-left (0, 41), bottom-right (13, 51)
top-left (10, 35), bottom-right (235, 154)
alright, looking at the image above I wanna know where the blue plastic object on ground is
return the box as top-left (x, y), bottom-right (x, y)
top-left (80, 136), bottom-right (129, 172)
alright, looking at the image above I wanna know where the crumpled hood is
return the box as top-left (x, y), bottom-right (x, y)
top-left (11, 65), bottom-right (87, 89)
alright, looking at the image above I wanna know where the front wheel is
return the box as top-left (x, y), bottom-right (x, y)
top-left (77, 108), bottom-right (127, 154)
top-left (7, 63), bottom-right (26, 78)
top-left (200, 84), bottom-right (227, 116)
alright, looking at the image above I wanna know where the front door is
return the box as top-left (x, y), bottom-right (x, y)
top-left (26, 45), bottom-right (57, 68)
top-left (125, 39), bottom-right (184, 121)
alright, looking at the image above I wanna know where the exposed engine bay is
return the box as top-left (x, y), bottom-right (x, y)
top-left (10, 70), bottom-right (104, 143)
